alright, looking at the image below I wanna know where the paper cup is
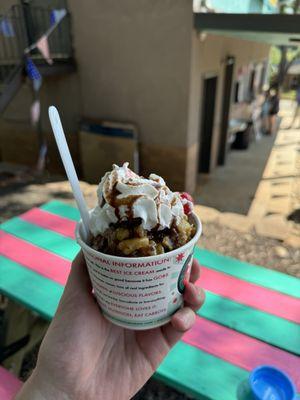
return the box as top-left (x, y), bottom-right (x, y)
top-left (76, 213), bottom-right (202, 330)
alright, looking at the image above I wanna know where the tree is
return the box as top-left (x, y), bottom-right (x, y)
top-left (273, 0), bottom-right (300, 87)
top-left (278, 0), bottom-right (300, 13)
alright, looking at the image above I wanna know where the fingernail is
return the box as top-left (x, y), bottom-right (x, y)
top-left (182, 309), bottom-right (195, 327)
top-left (197, 287), bottom-right (205, 302)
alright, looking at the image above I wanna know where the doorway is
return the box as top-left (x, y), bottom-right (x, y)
top-left (199, 76), bottom-right (218, 173)
top-left (248, 67), bottom-right (256, 100)
top-left (218, 56), bottom-right (235, 166)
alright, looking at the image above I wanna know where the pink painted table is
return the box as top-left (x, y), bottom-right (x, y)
top-left (1, 201), bottom-right (300, 399)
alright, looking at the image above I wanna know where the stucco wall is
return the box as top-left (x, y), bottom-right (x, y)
top-left (0, 0), bottom-right (272, 192)
top-left (0, 75), bottom-right (80, 137)
top-left (0, 73), bottom-right (80, 171)
top-left (186, 33), bottom-right (270, 174)
top-left (0, 0), bottom-right (15, 13)
top-left (68, 0), bottom-right (193, 148)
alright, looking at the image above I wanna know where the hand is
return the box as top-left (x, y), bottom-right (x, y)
top-left (16, 252), bottom-right (205, 400)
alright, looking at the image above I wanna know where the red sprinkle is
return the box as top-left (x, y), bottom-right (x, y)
top-left (183, 202), bottom-right (193, 215)
top-left (180, 192), bottom-right (194, 203)
top-left (180, 192), bottom-right (194, 215)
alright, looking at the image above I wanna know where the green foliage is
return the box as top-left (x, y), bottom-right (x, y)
top-left (281, 90), bottom-right (296, 100)
top-left (278, 0), bottom-right (300, 13)
top-left (269, 46), bottom-right (300, 67)
top-left (271, 0), bottom-right (300, 85)
top-left (269, 46), bottom-right (281, 65)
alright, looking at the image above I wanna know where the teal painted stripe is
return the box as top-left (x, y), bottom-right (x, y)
top-left (195, 247), bottom-right (300, 299)
top-left (0, 256), bottom-right (62, 320)
top-left (41, 200), bottom-right (80, 221)
top-left (156, 341), bottom-right (249, 400)
top-left (199, 291), bottom-right (300, 355)
top-left (37, 202), bottom-right (300, 299)
top-left (36, 201), bottom-right (299, 292)
top-left (1, 217), bottom-right (79, 260)
top-left (4, 200), bottom-right (297, 353)
top-left (1, 251), bottom-right (299, 399)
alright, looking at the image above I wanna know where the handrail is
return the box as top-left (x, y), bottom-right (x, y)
top-left (0, 2), bottom-right (73, 112)
top-left (0, 3), bottom-right (72, 83)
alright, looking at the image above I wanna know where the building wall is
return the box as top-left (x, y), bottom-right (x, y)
top-left (189, 34), bottom-right (226, 174)
top-left (0, 73), bottom-right (81, 173)
top-left (0, 0), bottom-right (80, 172)
top-left (0, 0), bottom-right (66, 11)
top-left (168, 30), bottom-right (270, 185)
top-left (0, 0), bottom-right (15, 13)
top-left (0, 0), bottom-right (272, 193)
top-left (67, 0), bottom-right (194, 190)
top-left (0, 0), bottom-right (195, 190)
top-left (188, 33), bottom-right (270, 176)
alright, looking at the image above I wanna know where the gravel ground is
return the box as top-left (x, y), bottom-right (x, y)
top-left (0, 165), bottom-right (299, 399)
top-left (200, 221), bottom-right (300, 278)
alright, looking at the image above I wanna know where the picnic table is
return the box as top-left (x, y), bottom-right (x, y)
top-left (1, 200), bottom-right (300, 399)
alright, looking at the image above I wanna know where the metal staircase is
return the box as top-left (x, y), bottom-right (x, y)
top-left (0, 2), bottom-right (75, 113)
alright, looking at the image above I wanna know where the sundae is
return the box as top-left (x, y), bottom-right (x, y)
top-left (90, 163), bottom-right (195, 257)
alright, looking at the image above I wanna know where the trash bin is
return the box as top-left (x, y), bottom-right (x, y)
top-left (231, 121), bottom-right (252, 150)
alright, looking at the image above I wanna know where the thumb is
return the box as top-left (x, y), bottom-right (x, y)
top-left (63, 251), bottom-right (93, 300)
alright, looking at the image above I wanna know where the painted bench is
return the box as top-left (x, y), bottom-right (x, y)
top-left (0, 201), bottom-right (299, 399)
top-left (0, 366), bottom-right (22, 400)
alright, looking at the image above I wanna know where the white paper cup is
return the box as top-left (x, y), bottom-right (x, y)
top-left (76, 213), bottom-right (202, 330)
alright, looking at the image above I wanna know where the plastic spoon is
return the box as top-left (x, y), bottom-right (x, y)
top-left (48, 106), bottom-right (90, 241)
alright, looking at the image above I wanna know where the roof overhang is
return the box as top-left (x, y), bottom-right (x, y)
top-left (194, 13), bottom-right (300, 46)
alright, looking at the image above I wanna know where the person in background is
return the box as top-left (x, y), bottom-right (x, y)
top-left (251, 91), bottom-right (266, 140)
top-left (267, 87), bottom-right (280, 135)
top-left (261, 86), bottom-right (270, 135)
top-left (289, 85), bottom-right (300, 129)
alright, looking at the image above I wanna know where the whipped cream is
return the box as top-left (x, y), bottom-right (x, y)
top-left (90, 163), bottom-right (190, 235)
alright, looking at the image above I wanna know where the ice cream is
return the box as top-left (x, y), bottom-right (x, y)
top-left (90, 163), bottom-right (195, 256)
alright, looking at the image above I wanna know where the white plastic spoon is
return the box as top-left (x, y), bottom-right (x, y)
top-left (48, 106), bottom-right (90, 241)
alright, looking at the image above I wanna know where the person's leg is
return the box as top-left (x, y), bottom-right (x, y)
top-left (272, 114), bottom-right (277, 134)
top-left (289, 104), bottom-right (300, 128)
top-left (295, 105), bottom-right (300, 128)
top-left (261, 115), bottom-right (267, 134)
top-left (267, 115), bottom-right (273, 135)
top-left (268, 114), bottom-right (277, 135)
